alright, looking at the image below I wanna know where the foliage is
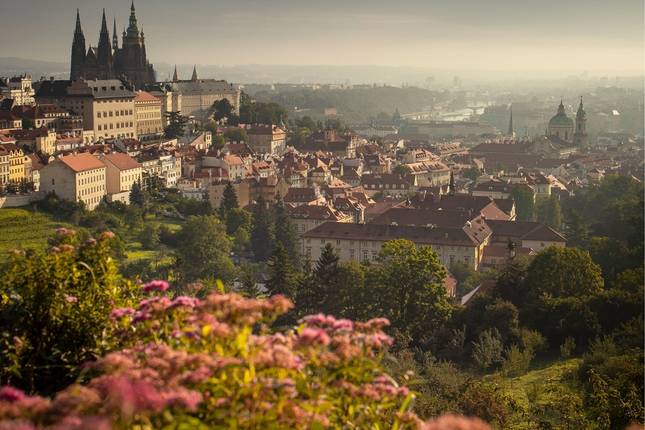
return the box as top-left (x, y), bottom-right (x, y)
top-left (174, 216), bottom-right (236, 283)
top-left (471, 329), bottom-right (504, 370)
top-left (0, 229), bottom-right (138, 395)
top-left (462, 167), bottom-right (481, 182)
top-left (138, 223), bottom-right (160, 250)
top-left (164, 111), bottom-right (189, 139)
top-left (266, 244), bottom-right (300, 299)
top-left (273, 196), bottom-right (300, 267)
top-left (535, 195), bottom-right (562, 230)
top-left (212, 98), bottom-right (236, 123)
top-left (0, 288), bottom-right (490, 430)
top-left (501, 345), bottom-right (534, 377)
top-left (223, 127), bottom-right (248, 143)
top-left (250, 196), bottom-right (274, 261)
top-left (510, 185), bottom-right (534, 221)
top-left (239, 93), bottom-right (288, 125)
top-left (560, 337), bottom-right (576, 358)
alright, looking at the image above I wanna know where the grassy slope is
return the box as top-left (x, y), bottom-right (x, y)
top-left (0, 208), bottom-right (73, 257)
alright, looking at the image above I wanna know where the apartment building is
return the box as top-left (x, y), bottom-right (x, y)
top-left (40, 153), bottom-right (107, 210)
top-left (134, 91), bottom-right (163, 141)
top-left (97, 152), bottom-right (143, 204)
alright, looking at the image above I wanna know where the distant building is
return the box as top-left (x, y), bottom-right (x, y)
top-left (40, 153), bottom-right (107, 210)
top-left (245, 124), bottom-right (286, 156)
top-left (0, 75), bottom-right (35, 106)
top-left (36, 79), bottom-right (136, 142)
top-left (97, 152), bottom-right (142, 203)
top-left (134, 90), bottom-right (163, 140)
top-left (70, 5), bottom-right (156, 88)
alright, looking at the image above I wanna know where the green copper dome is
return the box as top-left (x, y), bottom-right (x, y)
top-left (549, 112), bottom-right (574, 127)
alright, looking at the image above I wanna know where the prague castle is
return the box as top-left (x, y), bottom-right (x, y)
top-left (70, 2), bottom-right (156, 88)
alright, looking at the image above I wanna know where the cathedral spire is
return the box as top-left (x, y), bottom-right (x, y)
top-left (100, 9), bottom-right (109, 35)
top-left (507, 105), bottom-right (515, 137)
top-left (112, 18), bottom-right (118, 50)
top-left (74, 9), bottom-right (83, 35)
top-left (448, 170), bottom-right (455, 195)
top-left (97, 9), bottom-right (113, 76)
top-left (557, 97), bottom-right (565, 114)
top-left (191, 65), bottom-right (198, 81)
top-left (173, 65), bottom-right (178, 82)
top-left (127, 0), bottom-right (139, 37)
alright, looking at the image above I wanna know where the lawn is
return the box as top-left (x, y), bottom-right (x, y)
top-left (0, 208), bottom-right (73, 258)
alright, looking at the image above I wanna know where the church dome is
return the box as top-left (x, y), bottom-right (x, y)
top-left (548, 100), bottom-right (574, 127)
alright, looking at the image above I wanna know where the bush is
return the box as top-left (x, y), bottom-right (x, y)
top-left (501, 345), bottom-right (534, 377)
top-left (0, 229), bottom-right (138, 394)
top-left (139, 223), bottom-right (160, 249)
top-left (472, 329), bottom-right (504, 370)
top-left (520, 328), bottom-right (548, 354)
top-left (0, 286), bottom-right (492, 429)
top-left (560, 336), bottom-right (576, 358)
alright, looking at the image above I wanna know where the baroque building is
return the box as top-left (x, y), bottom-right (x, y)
top-left (70, 2), bottom-right (156, 88)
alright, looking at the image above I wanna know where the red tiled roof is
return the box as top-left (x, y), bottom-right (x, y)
top-left (101, 152), bottom-right (141, 171)
top-left (134, 91), bottom-right (159, 103)
top-left (58, 153), bottom-right (105, 173)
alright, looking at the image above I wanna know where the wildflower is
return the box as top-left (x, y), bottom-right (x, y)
top-left (170, 296), bottom-right (199, 309)
top-left (298, 327), bottom-right (331, 346)
top-left (110, 307), bottom-right (135, 319)
top-left (143, 280), bottom-right (170, 293)
top-left (0, 386), bottom-right (25, 402)
top-left (100, 231), bottom-right (115, 240)
top-left (64, 295), bottom-right (78, 304)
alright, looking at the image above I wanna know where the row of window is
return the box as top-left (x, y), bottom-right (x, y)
top-left (97, 110), bottom-right (134, 118)
top-left (97, 122), bottom-right (134, 131)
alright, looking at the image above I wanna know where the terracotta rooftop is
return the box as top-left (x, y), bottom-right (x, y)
top-left (58, 153), bottom-right (105, 173)
top-left (100, 152), bottom-right (141, 171)
top-left (134, 91), bottom-right (159, 103)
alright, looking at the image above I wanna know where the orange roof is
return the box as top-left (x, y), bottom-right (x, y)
top-left (58, 153), bottom-right (105, 173)
top-left (134, 91), bottom-right (159, 103)
top-left (101, 152), bottom-right (141, 171)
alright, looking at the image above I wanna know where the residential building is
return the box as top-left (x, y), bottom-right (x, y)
top-left (486, 219), bottom-right (566, 251)
top-left (40, 153), bottom-right (107, 210)
top-left (0, 145), bottom-right (10, 186)
top-left (245, 124), bottom-right (287, 155)
top-left (10, 127), bottom-right (57, 155)
top-left (0, 75), bottom-right (35, 106)
top-left (302, 220), bottom-right (490, 269)
top-left (36, 78), bottom-right (137, 142)
top-left (97, 152), bottom-right (142, 203)
top-left (134, 91), bottom-right (163, 140)
top-left (289, 204), bottom-right (353, 236)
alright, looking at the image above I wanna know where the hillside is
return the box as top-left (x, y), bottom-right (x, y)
top-left (0, 208), bottom-right (72, 257)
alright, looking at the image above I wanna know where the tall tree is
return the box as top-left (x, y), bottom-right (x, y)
top-left (164, 111), bottom-right (189, 139)
top-left (266, 244), bottom-right (299, 299)
top-left (274, 196), bottom-right (300, 266)
top-left (250, 196), bottom-right (274, 261)
top-left (369, 239), bottom-right (452, 342)
top-left (511, 185), bottom-right (535, 221)
top-left (219, 182), bottom-right (239, 220)
top-left (174, 215), bottom-right (236, 283)
top-left (536, 195), bottom-right (562, 230)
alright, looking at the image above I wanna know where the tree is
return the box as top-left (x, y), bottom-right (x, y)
top-left (563, 209), bottom-right (590, 248)
top-left (174, 215), bottom-right (236, 283)
top-left (462, 167), bottom-right (481, 182)
top-left (129, 180), bottom-right (148, 210)
top-left (164, 111), bottom-right (189, 139)
top-left (369, 240), bottom-right (452, 343)
top-left (511, 185), bottom-right (535, 221)
top-left (212, 98), bottom-right (234, 122)
top-left (273, 196), bottom-right (300, 266)
top-left (223, 127), bottom-right (248, 143)
top-left (524, 247), bottom-right (603, 300)
top-left (536, 195), bottom-right (562, 230)
top-left (265, 244), bottom-right (299, 299)
top-left (392, 164), bottom-right (411, 176)
top-left (471, 328), bottom-right (504, 370)
top-left (219, 182), bottom-right (239, 220)
top-left (139, 222), bottom-right (160, 249)
top-left (250, 196), bottom-right (274, 261)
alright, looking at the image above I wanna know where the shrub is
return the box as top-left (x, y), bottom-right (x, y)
top-left (471, 329), bottom-right (504, 370)
top-left (560, 337), bottom-right (576, 358)
top-left (501, 345), bottom-right (534, 377)
top-left (0, 229), bottom-right (138, 394)
top-left (0, 285), bottom-right (492, 429)
top-left (520, 328), bottom-right (548, 354)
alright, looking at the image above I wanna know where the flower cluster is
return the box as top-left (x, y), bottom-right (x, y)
top-left (0, 285), bottom-right (490, 429)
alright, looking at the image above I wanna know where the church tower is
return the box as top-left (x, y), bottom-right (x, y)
top-left (507, 105), bottom-right (515, 138)
top-left (191, 65), bottom-right (198, 81)
top-left (96, 9), bottom-right (114, 78)
top-left (70, 9), bottom-right (86, 80)
top-left (112, 18), bottom-right (119, 51)
top-left (172, 65), bottom-right (178, 82)
top-left (574, 97), bottom-right (588, 146)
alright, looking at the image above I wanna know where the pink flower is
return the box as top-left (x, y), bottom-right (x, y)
top-left (143, 280), bottom-right (170, 293)
top-left (110, 307), bottom-right (135, 319)
top-left (0, 386), bottom-right (26, 402)
top-left (64, 295), bottom-right (78, 304)
top-left (170, 296), bottom-right (199, 309)
top-left (100, 231), bottom-right (115, 240)
top-left (332, 319), bottom-right (354, 331)
top-left (298, 328), bottom-right (331, 346)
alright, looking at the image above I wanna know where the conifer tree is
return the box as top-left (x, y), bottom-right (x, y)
top-left (266, 244), bottom-right (298, 299)
top-left (274, 195), bottom-right (300, 266)
top-left (250, 196), bottom-right (274, 261)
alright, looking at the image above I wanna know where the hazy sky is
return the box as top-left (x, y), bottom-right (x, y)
top-left (1, 0), bottom-right (643, 74)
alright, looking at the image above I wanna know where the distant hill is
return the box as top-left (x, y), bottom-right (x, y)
top-left (252, 85), bottom-right (446, 124)
top-left (0, 57), bottom-right (68, 79)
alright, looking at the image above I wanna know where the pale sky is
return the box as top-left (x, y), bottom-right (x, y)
top-left (0, 0), bottom-right (643, 74)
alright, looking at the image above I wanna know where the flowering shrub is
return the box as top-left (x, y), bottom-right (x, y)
top-left (0, 229), bottom-right (138, 395)
top-left (0, 282), bottom-right (490, 429)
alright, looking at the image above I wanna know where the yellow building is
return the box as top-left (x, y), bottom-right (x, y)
top-left (97, 152), bottom-right (143, 204)
top-left (40, 153), bottom-right (106, 210)
top-left (3, 143), bottom-right (27, 183)
top-left (134, 91), bottom-right (163, 140)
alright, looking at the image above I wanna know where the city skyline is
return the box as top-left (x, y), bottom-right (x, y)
top-left (0, 0), bottom-right (643, 76)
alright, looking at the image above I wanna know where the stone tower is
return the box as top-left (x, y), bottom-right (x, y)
top-left (96, 9), bottom-right (114, 78)
top-left (70, 9), bottom-right (86, 80)
top-left (574, 97), bottom-right (588, 146)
